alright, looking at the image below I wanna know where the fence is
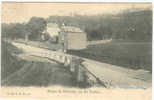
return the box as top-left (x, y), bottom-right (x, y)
top-left (87, 39), bottom-right (112, 45)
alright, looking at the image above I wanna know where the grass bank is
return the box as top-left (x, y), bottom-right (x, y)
top-left (68, 40), bottom-right (152, 72)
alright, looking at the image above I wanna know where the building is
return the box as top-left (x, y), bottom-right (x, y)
top-left (46, 23), bottom-right (61, 37)
top-left (59, 26), bottom-right (87, 51)
top-left (45, 23), bottom-right (61, 42)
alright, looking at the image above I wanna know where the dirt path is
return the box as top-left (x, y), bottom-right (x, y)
top-left (82, 59), bottom-right (151, 88)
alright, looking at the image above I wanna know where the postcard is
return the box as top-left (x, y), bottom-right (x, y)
top-left (1, 2), bottom-right (152, 100)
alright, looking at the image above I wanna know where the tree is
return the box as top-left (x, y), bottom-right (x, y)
top-left (2, 23), bottom-right (27, 39)
top-left (26, 17), bottom-right (47, 41)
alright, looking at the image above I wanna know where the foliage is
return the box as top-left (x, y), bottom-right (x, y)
top-left (2, 17), bottom-right (47, 41)
top-left (1, 8), bottom-right (152, 42)
top-left (1, 40), bottom-right (24, 79)
top-left (2, 23), bottom-right (27, 39)
top-left (26, 17), bottom-right (47, 40)
top-left (46, 9), bottom-right (152, 41)
top-left (112, 9), bottom-right (152, 41)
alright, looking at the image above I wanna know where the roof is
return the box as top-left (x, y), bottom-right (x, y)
top-left (61, 26), bottom-right (83, 33)
top-left (47, 23), bottom-right (59, 28)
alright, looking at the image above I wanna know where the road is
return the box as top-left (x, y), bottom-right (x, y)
top-left (12, 42), bottom-right (152, 88)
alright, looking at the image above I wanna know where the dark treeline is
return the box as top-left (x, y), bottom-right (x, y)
top-left (2, 17), bottom-right (46, 41)
top-left (47, 9), bottom-right (152, 41)
top-left (2, 23), bottom-right (27, 39)
top-left (2, 8), bottom-right (152, 41)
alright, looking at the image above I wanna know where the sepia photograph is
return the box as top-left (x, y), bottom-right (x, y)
top-left (1, 2), bottom-right (152, 99)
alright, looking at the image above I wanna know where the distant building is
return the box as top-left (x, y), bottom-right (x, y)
top-left (46, 23), bottom-right (61, 42)
top-left (43, 23), bottom-right (87, 51)
top-left (46, 23), bottom-right (61, 37)
top-left (59, 25), bottom-right (87, 51)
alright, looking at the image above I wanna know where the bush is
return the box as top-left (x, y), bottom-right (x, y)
top-left (1, 40), bottom-right (24, 79)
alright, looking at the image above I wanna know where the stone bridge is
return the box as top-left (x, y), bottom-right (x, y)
top-left (12, 41), bottom-right (151, 88)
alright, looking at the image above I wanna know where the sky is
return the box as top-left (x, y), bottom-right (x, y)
top-left (1, 2), bottom-right (152, 23)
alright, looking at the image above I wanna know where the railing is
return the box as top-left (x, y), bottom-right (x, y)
top-left (28, 50), bottom-right (107, 88)
top-left (87, 39), bottom-right (112, 45)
